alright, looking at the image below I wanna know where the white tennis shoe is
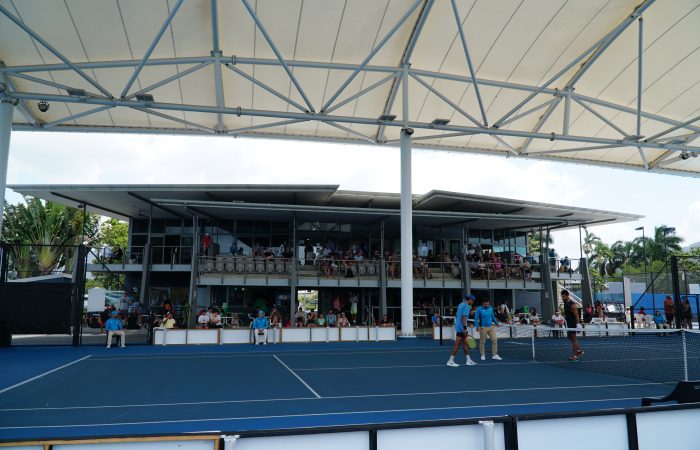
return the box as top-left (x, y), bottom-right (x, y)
top-left (480, 355), bottom-right (486, 361)
top-left (447, 361), bottom-right (459, 367)
top-left (492, 355), bottom-right (502, 360)
top-left (466, 357), bottom-right (477, 366)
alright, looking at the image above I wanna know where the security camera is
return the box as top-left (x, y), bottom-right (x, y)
top-left (37, 100), bottom-right (49, 112)
top-left (403, 127), bottom-right (414, 135)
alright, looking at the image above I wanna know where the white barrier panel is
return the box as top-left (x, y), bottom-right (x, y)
top-left (56, 441), bottom-right (214, 450)
top-left (517, 414), bottom-right (629, 450)
top-left (433, 326), bottom-right (455, 340)
top-left (0, 446), bottom-right (42, 450)
top-left (221, 328), bottom-right (251, 344)
top-left (339, 327), bottom-right (358, 341)
top-left (327, 327), bottom-right (340, 341)
top-left (233, 431), bottom-right (368, 450)
top-left (186, 329), bottom-right (219, 344)
top-left (282, 327), bottom-right (311, 343)
top-left (637, 409), bottom-right (699, 450)
top-left (378, 424), bottom-right (505, 450)
top-left (370, 327), bottom-right (396, 341)
top-left (310, 327), bottom-right (330, 342)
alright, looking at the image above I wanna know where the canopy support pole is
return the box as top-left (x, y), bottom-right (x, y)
top-left (0, 95), bottom-right (12, 240)
top-left (400, 128), bottom-right (414, 337)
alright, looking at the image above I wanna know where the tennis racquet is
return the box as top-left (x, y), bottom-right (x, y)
top-left (466, 335), bottom-right (477, 349)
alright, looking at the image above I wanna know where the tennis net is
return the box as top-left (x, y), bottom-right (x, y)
top-left (496, 328), bottom-right (700, 383)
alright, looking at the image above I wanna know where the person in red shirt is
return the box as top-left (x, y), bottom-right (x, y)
top-left (663, 295), bottom-right (675, 327)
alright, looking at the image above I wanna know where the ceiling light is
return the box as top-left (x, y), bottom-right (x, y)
top-left (430, 118), bottom-right (450, 126)
top-left (66, 88), bottom-right (87, 97)
top-left (135, 94), bottom-right (154, 102)
top-left (37, 100), bottom-right (49, 112)
top-left (624, 134), bottom-right (644, 141)
top-left (680, 151), bottom-right (690, 160)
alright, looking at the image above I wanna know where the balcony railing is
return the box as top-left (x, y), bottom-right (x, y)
top-left (199, 255), bottom-right (292, 276)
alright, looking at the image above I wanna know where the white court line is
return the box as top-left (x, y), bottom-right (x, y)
top-left (273, 355), bottom-right (322, 399)
top-left (0, 396), bottom-right (644, 430)
top-left (0, 355), bottom-right (92, 396)
top-left (293, 361), bottom-right (544, 371)
top-left (0, 381), bottom-right (665, 412)
top-left (87, 347), bottom-right (445, 360)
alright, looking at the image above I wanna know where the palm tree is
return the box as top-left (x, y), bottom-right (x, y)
top-left (648, 225), bottom-right (683, 262)
top-left (2, 197), bottom-right (98, 278)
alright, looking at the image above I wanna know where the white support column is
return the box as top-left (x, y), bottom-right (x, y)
top-left (400, 127), bottom-right (414, 337)
top-left (0, 98), bottom-right (13, 240)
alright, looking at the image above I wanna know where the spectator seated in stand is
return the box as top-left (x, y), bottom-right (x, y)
top-left (196, 310), bottom-right (209, 328)
top-left (379, 314), bottom-right (394, 327)
top-left (496, 305), bottom-right (509, 323)
top-left (295, 307), bottom-right (306, 327)
top-left (652, 310), bottom-right (669, 329)
top-left (317, 314), bottom-right (326, 327)
top-left (431, 312), bottom-right (441, 327)
top-left (230, 314), bottom-right (241, 328)
top-left (326, 310), bottom-right (337, 327)
top-left (208, 308), bottom-right (222, 328)
top-left (529, 307), bottom-right (541, 325)
top-left (252, 310), bottom-right (269, 345)
top-left (337, 312), bottom-right (350, 327)
top-left (105, 311), bottom-right (126, 348)
top-left (162, 312), bottom-right (176, 329)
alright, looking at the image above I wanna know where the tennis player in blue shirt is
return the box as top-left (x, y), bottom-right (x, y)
top-left (105, 311), bottom-right (126, 348)
top-left (252, 310), bottom-right (270, 345)
top-left (475, 299), bottom-right (501, 361)
top-left (447, 294), bottom-right (477, 367)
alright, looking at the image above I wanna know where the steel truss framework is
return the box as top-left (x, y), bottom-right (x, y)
top-left (0, 0), bottom-right (698, 177)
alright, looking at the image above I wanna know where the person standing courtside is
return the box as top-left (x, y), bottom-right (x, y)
top-left (562, 289), bottom-right (584, 361)
top-left (446, 294), bottom-right (477, 367)
top-left (475, 298), bottom-right (502, 361)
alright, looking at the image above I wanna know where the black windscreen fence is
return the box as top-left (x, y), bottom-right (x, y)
top-left (0, 282), bottom-right (73, 334)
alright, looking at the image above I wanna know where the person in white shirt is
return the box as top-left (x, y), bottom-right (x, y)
top-left (196, 310), bottom-right (209, 328)
top-left (552, 310), bottom-right (566, 337)
top-left (162, 312), bottom-right (176, 329)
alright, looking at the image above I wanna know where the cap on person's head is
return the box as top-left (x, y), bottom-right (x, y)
top-left (465, 294), bottom-right (476, 301)
top-left (561, 289), bottom-right (570, 296)
top-left (258, 310), bottom-right (264, 316)
top-left (111, 311), bottom-right (118, 316)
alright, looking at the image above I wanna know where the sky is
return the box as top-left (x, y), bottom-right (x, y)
top-left (4, 131), bottom-right (700, 260)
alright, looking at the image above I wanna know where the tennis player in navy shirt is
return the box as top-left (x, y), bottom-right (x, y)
top-left (447, 294), bottom-right (477, 367)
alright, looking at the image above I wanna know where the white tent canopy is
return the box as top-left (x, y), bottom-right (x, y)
top-left (0, 0), bottom-right (698, 175)
top-left (1, 0), bottom-right (698, 336)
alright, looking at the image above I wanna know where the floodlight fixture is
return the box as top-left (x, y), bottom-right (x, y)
top-left (635, 227), bottom-right (644, 231)
top-left (430, 118), bottom-right (451, 126)
top-left (37, 100), bottom-right (49, 112)
top-left (378, 114), bottom-right (396, 122)
top-left (66, 88), bottom-right (87, 97)
top-left (680, 151), bottom-right (690, 160)
top-left (135, 93), bottom-right (155, 102)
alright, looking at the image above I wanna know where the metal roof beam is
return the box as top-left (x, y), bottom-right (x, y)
top-left (572, 97), bottom-right (628, 137)
top-left (120, 0), bottom-right (185, 99)
top-left (322, 121), bottom-right (375, 144)
top-left (225, 64), bottom-right (307, 113)
top-left (241, 0), bottom-right (314, 112)
top-left (527, 144), bottom-right (622, 156)
top-left (126, 62), bottom-right (211, 101)
top-left (211, 0), bottom-right (224, 132)
top-left (494, 0), bottom-right (655, 128)
top-left (7, 72), bottom-right (103, 100)
top-left (519, 97), bottom-right (562, 154)
top-left (42, 105), bottom-right (114, 129)
top-left (377, 0), bottom-right (434, 142)
top-left (385, 131), bottom-right (478, 145)
top-left (410, 73), bottom-right (483, 127)
top-left (1, 72), bottom-right (38, 128)
top-left (0, 4), bottom-right (112, 98)
top-left (131, 107), bottom-right (217, 134)
top-left (6, 91), bottom-right (700, 155)
top-left (497, 98), bottom-right (559, 128)
top-left (323, 72), bottom-right (398, 115)
top-left (450, 0), bottom-right (487, 127)
top-left (227, 119), bottom-right (308, 135)
top-left (321, 0), bottom-right (422, 113)
top-left (645, 115), bottom-right (700, 143)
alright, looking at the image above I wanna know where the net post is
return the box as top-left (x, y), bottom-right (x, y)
top-left (531, 329), bottom-right (536, 361)
top-left (682, 330), bottom-right (688, 381)
top-left (439, 314), bottom-right (443, 345)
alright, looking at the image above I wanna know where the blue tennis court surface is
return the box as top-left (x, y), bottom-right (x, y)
top-left (0, 339), bottom-right (673, 440)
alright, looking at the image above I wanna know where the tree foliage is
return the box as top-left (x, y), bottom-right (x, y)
top-left (2, 197), bottom-right (99, 279)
